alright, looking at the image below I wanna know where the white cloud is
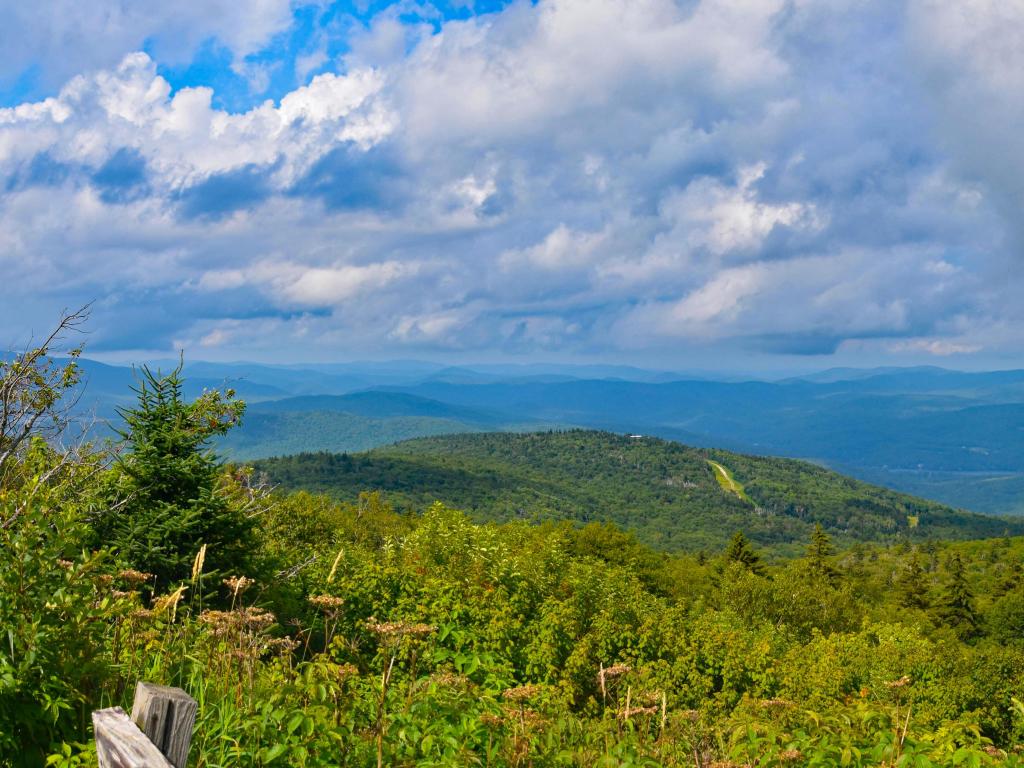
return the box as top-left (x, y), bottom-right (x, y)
top-left (2, 0), bottom-right (1023, 364)
top-left (0, 1), bottom-right (299, 92)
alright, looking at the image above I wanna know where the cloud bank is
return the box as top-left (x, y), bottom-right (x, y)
top-left (1, 0), bottom-right (1022, 366)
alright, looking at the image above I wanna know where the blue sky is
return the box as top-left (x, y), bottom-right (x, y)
top-left (1, 0), bottom-right (1022, 370)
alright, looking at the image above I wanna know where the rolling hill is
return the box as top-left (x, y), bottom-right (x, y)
top-left (251, 430), bottom-right (1024, 553)
top-left (71, 359), bottom-right (1024, 514)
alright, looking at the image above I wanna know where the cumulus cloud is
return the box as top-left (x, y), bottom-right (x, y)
top-left (1, 0), bottom-right (1023, 364)
top-left (0, 1), bottom-right (299, 95)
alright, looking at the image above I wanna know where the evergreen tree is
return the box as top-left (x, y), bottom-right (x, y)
top-left (94, 364), bottom-right (252, 587)
top-left (725, 531), bottom-right (764, 575)
top-left (806, 523), bottom-right (838, 584)
top-left (932, 553), bottom-right (979, 640)
top-left (896, 551), bottom-right (930, 610)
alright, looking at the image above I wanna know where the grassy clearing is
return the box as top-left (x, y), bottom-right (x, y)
top-left (707, 459), bottom-right (752, 504)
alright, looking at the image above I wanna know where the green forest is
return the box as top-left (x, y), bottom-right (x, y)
top-left (5, 325), bottom-right (1024, 767)
top-left (253, 432), bottom-right (1024, 554)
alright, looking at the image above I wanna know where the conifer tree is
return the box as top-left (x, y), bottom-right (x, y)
top-left (896, 551), bottom-right (930, 610)
top-left (94, 363), bottom-right (252, 587)
top-left (933, 553), bottom-right (979, 640)
top-left (725, 531), bottom-right (764, 575)
top-left (806, 523), bottom-right (838, 584)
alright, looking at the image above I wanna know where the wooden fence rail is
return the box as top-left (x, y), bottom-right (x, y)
top-left (93, 682), bottom-right (197, 768)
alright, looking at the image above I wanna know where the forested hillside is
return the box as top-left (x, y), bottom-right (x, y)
top-left (253, 431), bottom-right (1024, 553)
top-left (71, 358), bottom-right (1024, 515)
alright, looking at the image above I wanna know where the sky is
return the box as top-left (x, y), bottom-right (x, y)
top-left (1, 0), bottom-right (1023, 371)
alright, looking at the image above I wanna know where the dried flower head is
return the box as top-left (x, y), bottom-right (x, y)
top-left (57, 559), bottom-right (74, 570)
top-left (886, 675), bottom-right (912, 689)
top-left (760, 698), bottom-right (796, 711)
top-left (200, 606), bottom-right (276, 637)
top-left (118, 569), bottom-right (153, 586)
top-left (366, 619), bottom-right (435, 639)
top-left (779, 750), bottom-right (803, 763)
top-left (237, 606), bottom-right (276, 631)
top-left (223, 575), bottom-right (255, 596)
top-left (597, 663), bottom-right (631, 688)
top-left (502, 684), bottom-right (543, 702)
top-left (267, 637), bottom-right (301, 654)
top-left (308, 594), bottom-right (345, 611)
top-left (480, 713), bottom-right (504, 728)
top-left (426, 671), bottom-right (472, 690)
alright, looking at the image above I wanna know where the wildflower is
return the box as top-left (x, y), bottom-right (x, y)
top-left (425, 671), bottom-right (471, 689)
top-left (502, 684), bottom-right (543, 701)
top-left (366, 619), bottom-right (435, 638)
top-left (597, 663), bottom-right (631, 685)
top-left (266, 637), bottom-right (301, 654)
top-left (760, 698), bottom-right (796, 710)
top-left (223, 575), bottom-right (254, 596)
top-left (118, 569), bottom-right (153, 586)
top-left (57, 559), bottom-right (74, 570)
top-left (308, 594), bottom-right (345, 612)
top-left (480, 713), bottom-right (504, 728)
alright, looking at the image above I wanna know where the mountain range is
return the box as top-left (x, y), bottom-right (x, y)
top-left (72, 358), bottom-right (1024, 515)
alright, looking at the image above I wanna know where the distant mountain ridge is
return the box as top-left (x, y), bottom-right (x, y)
top-left (70, 358), bottom-right (1024, 514)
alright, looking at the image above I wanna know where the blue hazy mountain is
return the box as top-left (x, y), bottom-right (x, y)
top-left (71, 358), bottom-right (1024, 515)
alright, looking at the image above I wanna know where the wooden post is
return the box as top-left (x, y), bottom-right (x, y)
top-left (129, 682), bottom-right (198, 768)
top-left (93, 708), bottom-right (173, 768)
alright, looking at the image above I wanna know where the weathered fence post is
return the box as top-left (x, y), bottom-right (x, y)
top-left (93, 682), bottom-right (197, 768)
top-left (130, 682), bottom-right (198, 768)
top-left (93, 708), bottom-right (173, 768)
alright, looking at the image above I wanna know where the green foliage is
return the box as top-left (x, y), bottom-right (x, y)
top-left (0, 443), bottom-right (117, 766)
top-left (807, 523), bottom-right (840, 584)
top-left (93, 364), bottom-right (253, 587)
top-left (6, 349), bottom-right (1024, 767)
top-left (725, 531), bottom-right (765, 575)
top-left (935, 553), bottom-right (981, 641)
top-left (254, 431), bottom-right (1024, 554)
top-left (898, 551), bottom-right (933, 610)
